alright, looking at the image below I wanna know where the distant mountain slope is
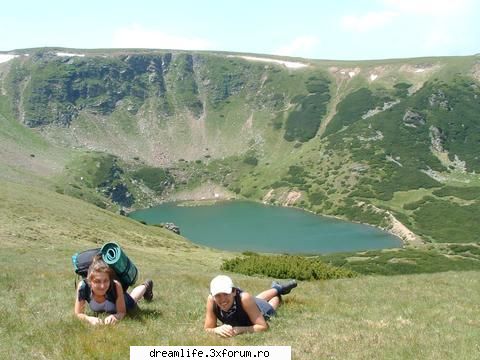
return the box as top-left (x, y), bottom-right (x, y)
top-left (1, 48), bottom-right (479, 244)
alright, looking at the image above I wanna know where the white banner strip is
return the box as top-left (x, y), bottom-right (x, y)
top-left (131, 346), bottom-right (291, 360)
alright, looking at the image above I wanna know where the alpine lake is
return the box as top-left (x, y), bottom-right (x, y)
top-left (129, 201), bottom-right (402, 254)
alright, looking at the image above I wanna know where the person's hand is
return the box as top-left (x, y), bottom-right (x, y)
top-left (214, 324), bottom-right (235, 337)
top-left (104, 315), bottom-right (119, 325)
top-left (88, 316), bottom-right (103, 326)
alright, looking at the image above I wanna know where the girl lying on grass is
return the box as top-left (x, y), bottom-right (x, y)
top-left (74, 255), bottom-right (153, 325)
top-left (204, 275), bottom-right (297, 337)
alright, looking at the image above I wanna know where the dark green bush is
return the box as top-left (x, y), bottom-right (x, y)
top-left (243, 156), bottom-right (258, 166)
top-left (284, 77), bottom-right (331, 142)
top-left (131, 167), bottom-right (173, 194)
top-left (221, 253), bottom-right (356, 280)
top-left (412, 200), bottom-right (480, 243)
top-left (321, 247), bottom-right (480, 276)
top-left (403, 195), bottom-right (435, 210)
top-left (393, 82), bottom-right (412, 98)
top-left (282, 165), bottom-right (308, 185)
top-left (270, 181), bottom-right (291, 189)
top-left (433, 186), bottom-right (480, 200)
top-left (323, 88), bottom-right (385, 137)
top-left (309, 191), bottom-right (327, 205)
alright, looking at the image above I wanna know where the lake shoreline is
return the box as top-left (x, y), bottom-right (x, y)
top-left (161, 195), bottom-right (413, 247)
top-left (159, 190), bottom-right (420, 248)
top-left (132, 193), bottom-right (405, 253)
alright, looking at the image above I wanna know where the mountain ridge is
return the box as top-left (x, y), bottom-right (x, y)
top-left (2, 48), bottom-right (480, 358)
top-left (1, 48), bottom-right (480, 245)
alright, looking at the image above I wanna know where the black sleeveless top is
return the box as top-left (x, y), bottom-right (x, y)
top-left (213, 289), bottom-right (252, 326)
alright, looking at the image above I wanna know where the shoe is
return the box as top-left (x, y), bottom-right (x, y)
top-left (271, 280), bottom-right (297, 295)
top-left (143, 279), bottom-right (153, 301)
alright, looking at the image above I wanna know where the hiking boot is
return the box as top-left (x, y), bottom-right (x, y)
top-left (271, 280), bottom-right (297, 295)
top-left (143, 279), bottom-right (154, 301)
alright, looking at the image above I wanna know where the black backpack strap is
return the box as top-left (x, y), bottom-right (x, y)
top-left (77, 280), bottom-right (91, 303)
top-left (106, 281), bottom-right (119, 303)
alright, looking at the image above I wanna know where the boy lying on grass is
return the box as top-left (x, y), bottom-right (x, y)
top-left (204, 275), bottom-right (297, 337)
top-left (74, 255), bottom-right (153, 325)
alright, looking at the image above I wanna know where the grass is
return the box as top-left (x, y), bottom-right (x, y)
top-left (2, 179), bottom-right (480, 359)
top-left (377, 188), bottom-right (435, 211)
top-left (2, 52), bottom-right (480, 358)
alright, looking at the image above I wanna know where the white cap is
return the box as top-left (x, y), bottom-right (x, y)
top-left (210, 275), bottom-right (234, 296)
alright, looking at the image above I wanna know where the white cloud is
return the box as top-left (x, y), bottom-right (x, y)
top-left (382, 0), bottom-right (473, 16)
top-left (273, 36), bottom-right (319, 57)
top-left (111, 24), bottom-right (215, 50)
top-left (341, 11), bottom-right (397, 32)
top-left (420, 28), bottom-right (456, 54)
top-left (381, 0), bottom-right (474, 54)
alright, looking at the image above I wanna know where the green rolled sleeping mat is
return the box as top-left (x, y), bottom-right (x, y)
top-left (101, 242), bottom-right (138, 290)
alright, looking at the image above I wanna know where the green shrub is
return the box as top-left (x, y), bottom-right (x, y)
top-left (309, 191), bottom-right (327, 205)
top-left (412, 200), bottom-right (480, 243)
top-left (284, 76), bottom-right (331, 142)
top-left (282, 165), bottom-right (308, 185)
top-left (394, 82), bottom-right (412, 98)
top-left (336, 200), bottom-right (387, 227)
top-left (131, 167), bottom-right (173, 194)
top-left (447, 244), bottom-right (480, 257)
top-left (270, 181), bottom-right (290, 188)
top-left (221, 253), bottom-right (356, 280)
top-left (321, 247), bottom-right (480, 276)
top-left (323, 88), bottom-right (385, 137)
top-left (403, 195), bottom-right (435, 210)
top-left (424, 79), bottom-right (480, 172)
top-left (433, 186), bottom-right (480, 200)
top-left (243, 156), bottom-right (258, 166)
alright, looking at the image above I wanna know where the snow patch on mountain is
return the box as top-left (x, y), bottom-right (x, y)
top-left (228, 55), bottom-right (308, 69)
top-left (0, 54), bottom-right (19, 63)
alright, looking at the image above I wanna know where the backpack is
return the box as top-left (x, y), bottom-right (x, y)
top-left (72, 243), bottom-right (138, 291)
top-left (72, 248), bottom-right (101, 279)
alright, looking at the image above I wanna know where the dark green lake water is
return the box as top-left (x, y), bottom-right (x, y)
top-left (129, 201), bottom-right (402, 254)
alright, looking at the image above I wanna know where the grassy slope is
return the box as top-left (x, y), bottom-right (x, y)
top-left (1, 52), bottom-right (480, 359)
top-left (1, 179), bottom-right (480, 359)
top-left (0, 91), bottom-right (70, 187)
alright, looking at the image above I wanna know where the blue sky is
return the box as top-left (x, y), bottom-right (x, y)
top-left (1, 0), bottom-right (479, 60)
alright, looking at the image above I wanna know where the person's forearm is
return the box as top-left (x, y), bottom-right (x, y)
top-left (205, 324), bottom-right (235, 337)
top-left (205, 326), bottom-right (217, 334)
top-left (114, 312), bottom-right (126, 320)
top-left (234, 324), bottom-right (268, 334)
top-left (75, 313), bottom-right (89, 321)
top-left (76, 313), bottom-right (97, 323)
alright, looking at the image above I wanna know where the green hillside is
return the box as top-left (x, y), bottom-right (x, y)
top-left (1, 48), bottom-right (480, 358)
top-left (2, 179), bottom-right (480, 359)
top-left (3, 49), bottom-right (478, 244)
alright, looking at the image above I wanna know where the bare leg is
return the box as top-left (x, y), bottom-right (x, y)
top-left (256, 288), bottom-right (281, 311)
top-left (129, 284), bottom-right (147, 303)
top-left (256, 288), bottom-right (278, 301)
top-left (267, 296), bottom-right (281, 310)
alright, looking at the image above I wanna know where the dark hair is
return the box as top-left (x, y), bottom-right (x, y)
top-left (87, 254), bottom-right (114, 282)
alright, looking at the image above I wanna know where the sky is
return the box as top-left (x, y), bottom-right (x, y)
top-left (1, 0), bottom-right (479, 60)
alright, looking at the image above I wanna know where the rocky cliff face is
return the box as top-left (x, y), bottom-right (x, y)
top-left (13, 52), bottom-right (174, 126)
top-left (6, 49), bottom-right (302, 165)
top-left (4, 50), bottom-right (480, 171)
